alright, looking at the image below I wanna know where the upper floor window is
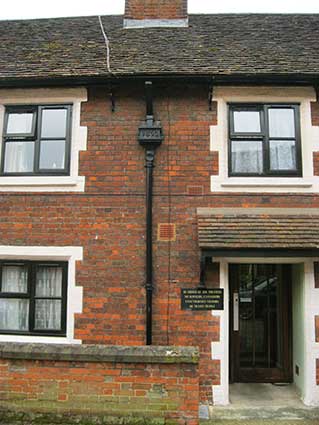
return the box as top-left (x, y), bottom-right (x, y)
top-left (1, 105), bottom-right (72, 175)
top-left (0, 261), bottom-right (68, 336)
top-left (229, 104), bottom-right (302, 177)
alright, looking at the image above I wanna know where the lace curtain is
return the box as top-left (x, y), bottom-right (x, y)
top-left (2, 265), bottom-right (28, 293)
top-left (270, 141), bottom-right (296, 170)
top-left (4, 142), bottom-right (34, 173)
top-left (35, 267), bottom-right (62, 330)
top-left (0, 265), bottom-right (63, 331)
top-left (0, 299), bottom-right (29, 330)
top-left (232, 142), bottom-right (263, 174)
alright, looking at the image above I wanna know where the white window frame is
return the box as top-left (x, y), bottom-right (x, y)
top-left (210, 86), bottom-right (319, 193)
top-left (0, 88), bottom-right (88, 192)
top-left (0, 246), bottom-right (83, 344)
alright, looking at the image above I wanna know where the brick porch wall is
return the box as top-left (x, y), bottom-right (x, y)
top-left (0, 344), bottom-right (199, 425)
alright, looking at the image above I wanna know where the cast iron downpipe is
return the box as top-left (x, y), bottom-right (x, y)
top-left (138, 81), bottom-right (163, 345)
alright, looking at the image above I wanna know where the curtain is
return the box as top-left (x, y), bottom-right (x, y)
top-left (35, 299), bottom-right (61, 330)
top-left (2, 265), bottom-right (27, 293)
top-left (35, 267), bottom-right (62, 330)
top-left (0, 299), bottom-right (29, 330)
top-left (232, 142), bottom-right (263, 174)
top-left (4, 142), bottom-right (34, 173)
top-left (36, 267), bottom-right (62, 297)
top-left (268, 109), bottom-right (295, 138)
top-left (270, 141), bottom-right (296, 170)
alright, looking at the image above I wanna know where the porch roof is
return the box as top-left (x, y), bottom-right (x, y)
top-left (197, 208), bottom-right (319, 252)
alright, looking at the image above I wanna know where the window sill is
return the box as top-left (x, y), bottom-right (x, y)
top-left (210, 176), bottom-right (317, 193)
top-left (221, 178), bottom-right (313, 188)
top-left (0, 176), bottom-right (85, 192)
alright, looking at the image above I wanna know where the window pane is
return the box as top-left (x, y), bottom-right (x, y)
top-left (233, 111), bottom-right (261, 133)
top-left (34, 299), bottom-right (61, 330)
top-left (41, 109), bottom-right (67, 138)
top-left (4, 141), bottom-right (34, 173)
top-left (36, 266), bottom-right (62, 297)
top-left (231, 141), bottom-right (263, 174)
top-left (1, 265), bottom-right (28, 293)
top-left (270, 140), bottom-right (297, 170)
top-left (39, 140), bottom-right (66, 170)
top-left (6, 112), bottom-right (34, 135)
top-left (0, 299), bottom-right (29, 331)
top-left (268, 108), bottom-right (295, 138)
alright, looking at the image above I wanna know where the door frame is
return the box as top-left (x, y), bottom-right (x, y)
top-left (229, 263), bottom-right (293, 384)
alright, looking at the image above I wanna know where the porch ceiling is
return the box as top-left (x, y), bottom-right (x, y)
top-left (197, 208), bottom-right (319, 250)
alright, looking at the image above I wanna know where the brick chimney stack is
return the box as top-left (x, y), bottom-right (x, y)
top-left (124, 0), bottom-right (188, 28)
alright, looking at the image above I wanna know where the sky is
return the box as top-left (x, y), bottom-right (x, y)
top-left (0, 0), bottom-right (319, 20)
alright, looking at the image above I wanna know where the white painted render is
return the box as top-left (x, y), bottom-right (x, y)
top-left (212, 260), bottom-right (229, 405)
top-left (292, 264), bottom-right (305, 398)
top-left (0, 245), bottom-right (83, 344)
top-left (210, 86), bottom-right (319, 193)
top-left (303, 261), bottom-right (319, 406)
top-left (0, 87), bottom-right (88, 192)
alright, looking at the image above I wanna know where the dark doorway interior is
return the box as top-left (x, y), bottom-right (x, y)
top-left (229, 264), bottom-right (292, 383)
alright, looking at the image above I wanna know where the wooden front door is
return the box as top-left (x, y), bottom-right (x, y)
top-left (229, 264), bottom-right (292, 383)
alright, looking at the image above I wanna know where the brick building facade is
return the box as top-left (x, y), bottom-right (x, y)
top-left (1, 2), bottom-right (319, 424)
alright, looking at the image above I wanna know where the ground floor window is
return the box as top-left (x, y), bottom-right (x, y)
top-left (0, 261), bottom-right (67, 336)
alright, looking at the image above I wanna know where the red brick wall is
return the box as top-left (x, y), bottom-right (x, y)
top-left (2, 84), bottom-right (319, 405)
top-left (311, 102), bottom-right (319, 174)
top-left (0, 358), bottom-right (199, 425)
top-left (125, 0), bottom-right (188, 20)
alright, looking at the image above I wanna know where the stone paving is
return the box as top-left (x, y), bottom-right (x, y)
top-left (208, 421), bottom-right (319, 425)
top-left (200, 383), bottom-right (319, 424)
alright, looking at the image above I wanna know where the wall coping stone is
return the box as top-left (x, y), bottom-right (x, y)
top-left (0, 342), bottom-right (199, 364)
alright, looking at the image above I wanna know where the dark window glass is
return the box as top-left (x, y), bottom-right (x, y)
top-left (2, 105), bottom-right (71, 176)
top-left (0, 261), bottom-right (67, 336)
top-left (229, 104), bottom-right (301, 177)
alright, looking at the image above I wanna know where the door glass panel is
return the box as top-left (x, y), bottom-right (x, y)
top-left (253, 264), bottom-right (269, 367)
top-left (238, 264), bottom-right (283, 370)
top-left (239, 264), bottom-right (254, 367)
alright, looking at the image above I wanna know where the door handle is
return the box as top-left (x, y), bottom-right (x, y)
top-left (233, 292), bottom-right (239, 331)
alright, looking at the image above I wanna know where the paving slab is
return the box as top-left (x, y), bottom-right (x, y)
top-left (203, 421), bottom-right (319, 425)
